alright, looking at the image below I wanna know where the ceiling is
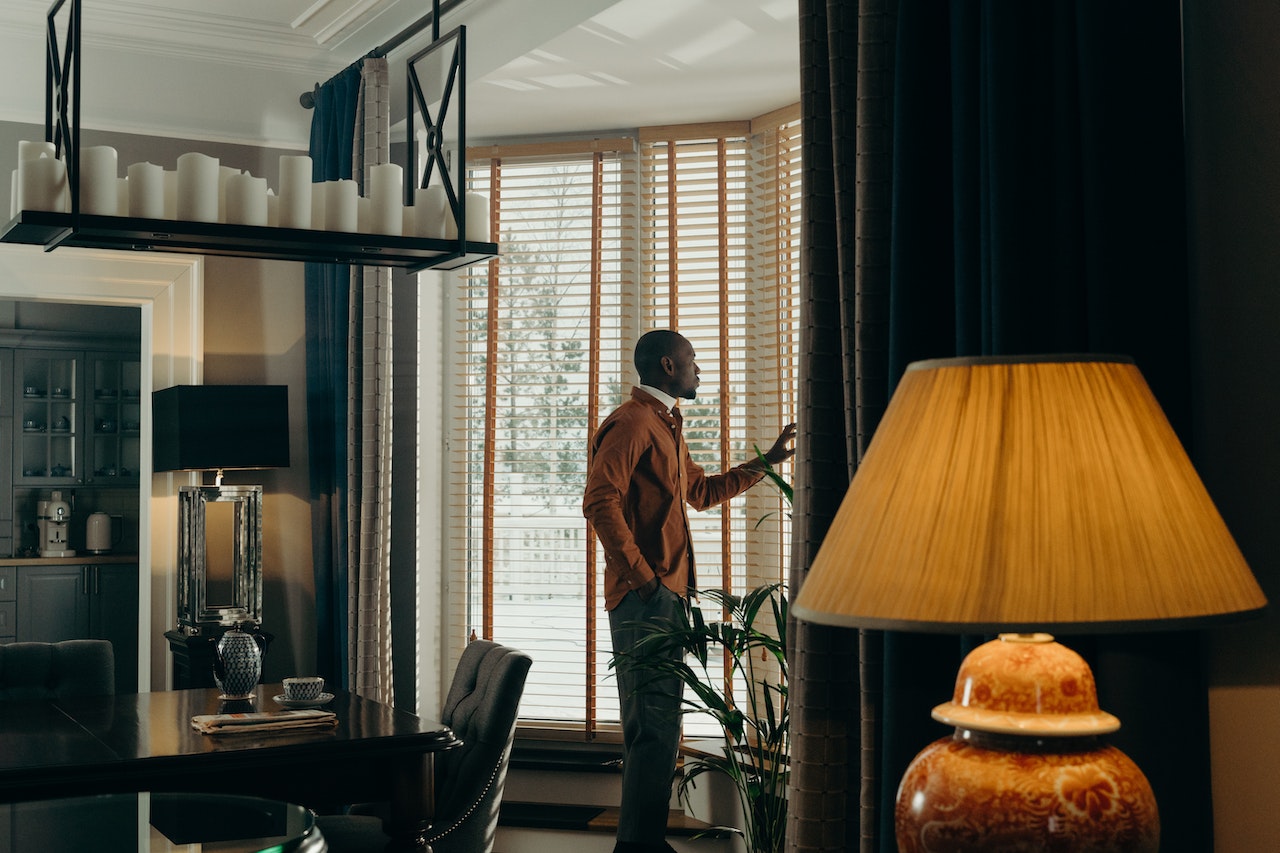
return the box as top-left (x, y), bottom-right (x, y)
top-left (0, 0), bottom-right (799, 150)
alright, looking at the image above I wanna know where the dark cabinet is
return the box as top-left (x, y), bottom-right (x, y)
top-left (0, 567), bottom-right (14, 642)
top-left (14, 563), bottom-right (138, 692)
top-left (0, 349), bottom-right (11, 559)
top-left (86, 351), bottom-right (142, 484)
top-left (13, 349), bottom-right (140, 486)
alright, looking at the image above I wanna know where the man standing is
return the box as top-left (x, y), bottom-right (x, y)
top-left (583, 329), bottom-right (796, 853)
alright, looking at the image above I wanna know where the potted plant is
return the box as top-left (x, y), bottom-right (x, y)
top-left (612, 583), bottom-right (789, 853)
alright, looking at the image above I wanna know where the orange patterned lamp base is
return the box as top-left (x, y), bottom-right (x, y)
top-left (894, 634), bottom-right (1159, 853)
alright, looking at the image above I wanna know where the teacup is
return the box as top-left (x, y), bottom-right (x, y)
top-left (283, 676), bottom-right (325, 701)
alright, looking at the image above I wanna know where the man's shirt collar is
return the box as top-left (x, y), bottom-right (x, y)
top-left (637, 384), bottom-right (679, 414)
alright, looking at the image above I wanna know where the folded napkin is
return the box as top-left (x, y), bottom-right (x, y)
top-left (192, 708), bottom-right (338, 735)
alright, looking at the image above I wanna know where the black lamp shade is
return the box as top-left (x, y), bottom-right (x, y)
top-left (153, 385), bottom-right (290, 472)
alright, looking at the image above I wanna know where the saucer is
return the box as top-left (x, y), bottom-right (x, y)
top-left (273, 692), bottom-right (334, 709)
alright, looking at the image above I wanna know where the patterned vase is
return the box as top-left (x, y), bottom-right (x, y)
top-left (213, 626), bottom-right (262, 700)
top-left (895, 634), bottom-right (1159, 853)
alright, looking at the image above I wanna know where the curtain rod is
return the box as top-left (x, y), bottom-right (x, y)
top-left (299, 0), bottom-right (466, 108)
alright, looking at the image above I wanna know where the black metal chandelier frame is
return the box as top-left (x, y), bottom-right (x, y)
top-left (0, 0), bottom-right (497, 273)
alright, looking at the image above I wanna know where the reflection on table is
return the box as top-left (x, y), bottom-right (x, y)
top-left (0, 684), bottom-right (460, 852)
top-left (0, 792), bottom-right (324, 853)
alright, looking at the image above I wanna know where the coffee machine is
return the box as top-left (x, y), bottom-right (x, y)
top-left (37, 491), bottom-right (75, 558)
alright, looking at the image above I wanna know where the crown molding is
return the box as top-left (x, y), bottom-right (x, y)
top-left (292, 0), bottom-right (387, 48)
top-left (0, 0), bottom-right (355, 77)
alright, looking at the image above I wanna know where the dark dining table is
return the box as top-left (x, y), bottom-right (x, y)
top-left (0, 683), bottom-right (460, 851)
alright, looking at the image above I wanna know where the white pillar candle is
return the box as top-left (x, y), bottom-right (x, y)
top-left (357, 197), bottom-right (371, 234)
top-left (176, 152), bottom-right (219, 222)
top-left (311, 182), bottom-right (327, 231)
top-left (217, 165), bottom-right (239, 223)
top-left (278, 155), bottom-right (312, 228)
top-left (226, 171), bottom-right (268, 226)
top-left (464, 191), bottom-right (490, 242)
top-left (18, 140), bottom-right (56, 163)
top-left (368, 163), bottom-right (403, 236)
top-left (414, 184), bottom-right (448, 239)
top-left (127, 162), bottom-right (164, 219)
top-left (267, 190), bottom-right (279, 227)
top-left (16, 141), bottom-right (58, 213)
top-left (79, 146), bottom-right (118, 215)
top-left (20, 156), bottom-right (67, 212)
top-left (325, 180), bottom-right (358, 232)
top-left (163, 169), bottom-right (177, 219)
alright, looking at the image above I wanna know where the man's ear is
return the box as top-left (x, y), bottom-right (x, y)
top-left (660, 355), bottom-right (675, 375)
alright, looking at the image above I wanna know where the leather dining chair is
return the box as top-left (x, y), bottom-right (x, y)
top-left (317, 640), bottom-right (532, 853)
top-left (0, 639), bottom-right (115, 699)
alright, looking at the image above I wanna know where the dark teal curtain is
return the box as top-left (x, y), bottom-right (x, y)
top-left (793, 2), bottom-right (1209, 851)
top-left (305, 63), bottom-right (361, 688)
top-left (885, 3), bottom-right (1203, 850)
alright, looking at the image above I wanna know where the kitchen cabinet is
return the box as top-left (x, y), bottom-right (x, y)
top-left (13, 348), bottom-right (140, 487)
top-left (0, 567), bottom-right (14, 642)
top-left (85, 352), bottom-right (142, 484)
top-left (14, 562), bottom-right (138, 692)
top-left (0, 349), bottom-right (11, 559)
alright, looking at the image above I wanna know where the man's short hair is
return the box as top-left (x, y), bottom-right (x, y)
top-left (634, 330), bottom-right (685, 379)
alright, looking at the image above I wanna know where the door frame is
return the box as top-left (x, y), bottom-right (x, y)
top-left (0, 244), bottom-right (202, 691)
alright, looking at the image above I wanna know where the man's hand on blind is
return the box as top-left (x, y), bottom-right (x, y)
top-left (761, 422), bottom-right (797, 466)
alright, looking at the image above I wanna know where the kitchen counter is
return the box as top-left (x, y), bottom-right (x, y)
top-left (0, 554), bottom-right (138, 566)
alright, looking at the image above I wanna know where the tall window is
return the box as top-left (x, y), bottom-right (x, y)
top-left (447, 111), bottom-right (801, 735)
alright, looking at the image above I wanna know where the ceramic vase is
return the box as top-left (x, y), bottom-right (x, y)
top-left (894, 634), bottom-right (1159, 853)
top-left (213, 625), bottom-right (262, 700)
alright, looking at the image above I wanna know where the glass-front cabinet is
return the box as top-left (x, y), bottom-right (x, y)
top-left (87, 352), bottom-right (142, 483)
top-left (17, 349), bottom-right (79, 484)
top-left (14, 349), bottom-right (140, 486)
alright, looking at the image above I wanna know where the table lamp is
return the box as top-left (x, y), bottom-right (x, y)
top-left (791, 355), bottom-right (1266, 853)
top-left (153, 385), bottom-right (289, 634)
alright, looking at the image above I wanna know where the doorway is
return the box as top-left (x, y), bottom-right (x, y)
top-left (0, 244), bottom-right (202, 691)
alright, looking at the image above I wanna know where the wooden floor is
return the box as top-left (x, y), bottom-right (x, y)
top-left (500, 801), bottom-right (727, 837)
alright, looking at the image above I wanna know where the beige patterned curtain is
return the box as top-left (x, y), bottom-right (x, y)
top-left (347, 57), bottom-right (395, 702)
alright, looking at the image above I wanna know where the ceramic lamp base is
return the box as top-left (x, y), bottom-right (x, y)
top-left (896, 730), bottom-right (1159, 853)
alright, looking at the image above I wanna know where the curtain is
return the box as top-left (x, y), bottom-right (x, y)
top-left (791, 2), bottom-right (1207, 852)
top-left (305, 57), bottom-right (396, 703)
top-left (306, 63), bottom-right (360, 689)
top-left (787, 1), bottom-right (887, 851)
top-left (347, 57), bottom-right (396, 703)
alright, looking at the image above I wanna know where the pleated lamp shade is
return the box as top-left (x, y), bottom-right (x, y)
top-left (792, 354), bottom-right (1266, 634)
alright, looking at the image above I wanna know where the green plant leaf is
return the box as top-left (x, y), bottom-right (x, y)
top-left (607, 582), bottom-right (790, 853)
top-left (752, 444), bottom-right (794, 505)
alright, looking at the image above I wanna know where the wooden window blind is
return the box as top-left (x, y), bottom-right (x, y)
top-left (447, 115), bottom-right (801, 736)
top-left (450, 143), bottom-right (635, 730)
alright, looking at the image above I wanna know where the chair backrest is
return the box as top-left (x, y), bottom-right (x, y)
top-left (428, 640), bottom-right (531, 853)
top-left (0, 639), bottom-right (115, 700)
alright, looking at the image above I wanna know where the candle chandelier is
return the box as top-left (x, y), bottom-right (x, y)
top-left (0, 0), bottom-right (497, 273)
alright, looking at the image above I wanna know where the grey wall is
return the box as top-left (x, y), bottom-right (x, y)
top-left (1184, 1), bottom-right (1280, 848)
